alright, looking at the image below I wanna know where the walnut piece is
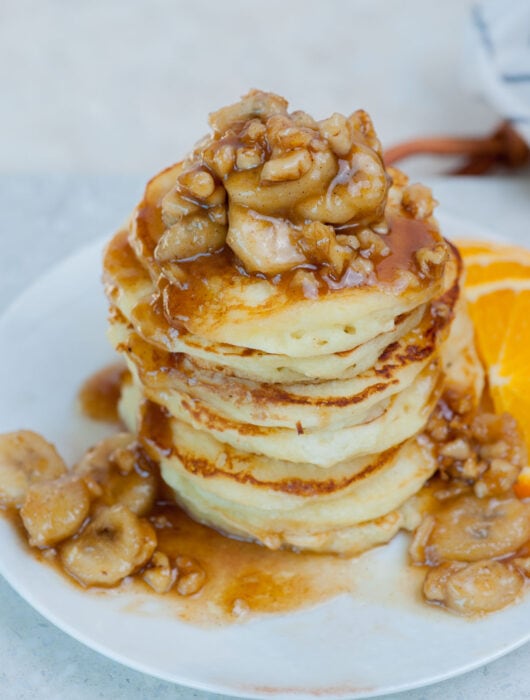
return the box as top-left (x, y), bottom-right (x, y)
top-left (149, 90), bottom-right (436, 278)
top-left (426, 396), bottom-right (526, 497)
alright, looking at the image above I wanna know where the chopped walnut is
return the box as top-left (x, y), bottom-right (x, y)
top-left (161, 188), bottom-right (200, 224)
top-left (240, 118), bottom-right (267, 143)
top-left (290, 110), bottom-right (318, 129)
top-left (392, 268), bottom-right (421, 292)
top-left (348, 109), bottom-right (384, 157)
top-left (178, 168), bottom-right (216, 199)
top-left (156, 163), bottom-right (228, 263)
top-left (175, 556), bottom-right (206, 596)
top-left (266, 114), bottom-right (315, 152)
top-left (474, 458), bottom-right (520, 498)
top-left (149, 90), bottom-right (431, 276)
top-left (336, 233), bottom-right (360, 250)
top-left (319, 113), bottom-right (352, 157)
top-left (143, 551), bottom-right (176, 594)
top-left (236, 146), bottom-right (264, 171)
top-left (415, 244), bottom-right (448, 276)
top-left (425, 395), bottom-right (526, 497)
top-left (356, 229), bottom-right (390, 257)
top-left (261, 149), bottom-right (312, 182)
top-left (349, 254), bottom-right (375, 278)
top-left (211, 143), bottom-right (236, 177)
top-left (372, 219), bottom-right (389, 235)
top-left (402, 183), bottom-right (437, 220)
top-left (297, 221), bottom-right (353, 277)
top-left (208, 89), bottom-right (288, 135)
top-left (439, 438), bottom-right (471, 460)
top-left (289, 269), bottom-right (320, 298)
top-left (140, 90), bottom-right (452, 285)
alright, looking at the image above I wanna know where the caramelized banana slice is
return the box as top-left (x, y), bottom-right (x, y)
top-left (0, 430), bottom-right (66, 507)
top-left (226, 205), bottom-right (305, 274)
top-left (60, 504), bottom-right (156, 587)
top-left (427, 496), bottom-right (530, 563)
top-left (75, 433), bottom-right (134, 475)
top-left (294, 145), bottom-right (388, 225)
top-left (76, 434), bottom-right (157, 516)
top-left (98, 459), bottom-right (157, 517)
top-left (224, 148), bottom-right (337, 216)
top-left (424, 561), bottom-right (524, 615)
top-left (20, 475), bottom-right (90, 547)
top-left (154, 215), bottom-right (226, 262)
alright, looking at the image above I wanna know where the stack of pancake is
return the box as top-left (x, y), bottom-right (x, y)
top-left (103, 91), bottom-right (483, 554)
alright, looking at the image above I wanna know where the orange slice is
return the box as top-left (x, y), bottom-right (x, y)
top-left (465, 260), bottom-right (530, 287)
top-left (457, 239), bottom-right (530, 264)
top-left (465, 288), bottom-right (517, 366)
top-left (457, 240), bottom-right (530, 496)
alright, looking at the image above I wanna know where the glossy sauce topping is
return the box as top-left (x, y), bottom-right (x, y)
top-left (78, 363), bottom-right (127, 423)
top-left (131, 500), bottom-right (355, 626)
top-left (1, 492), bottom-right (355, 627)
top-left (1, 459), bottom-right (355, 627)
top-left (3, 372), bottom-right (530, 622)
top-left (3, 362), bottom-right (357, 624)
top-left (131, 195), bottom-right (444, 333)
top-left (136, 194), bottom-right (441, 286)
top-left (375, 216), bottom-right (441, 284)
top-left (126, 92), bottom-right (445, 320)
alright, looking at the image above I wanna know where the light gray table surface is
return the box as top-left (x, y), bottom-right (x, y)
top-left (1, 174), bottom-right (530, 700)
top-left (2, 0), bottom-right (530, 695)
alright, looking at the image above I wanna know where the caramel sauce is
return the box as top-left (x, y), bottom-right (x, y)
top-left (134, 501), bottom-right (355, 626)
top-left (78, 363), bottom-right (127, 422)
top-left (1, 355), bottom-right (356, 625)
top-left (161, 214), bottom-right (438, 294)
top-left (135, 184), bottom-right (440, 288)
top-left (1, 473), bottom-right (355, 628)
top-left (4, 375), bottom-right (529, 625)
top-left (136, 201), bottom-right (163, 256)
top-left (140, 400), bottom-right (174, 456)
top-left (376, 215), bottom-right (442, 284)
top-left (105, 193), bottom-right (443, 345)
top-left (140, 218), bottom-right (441, 334)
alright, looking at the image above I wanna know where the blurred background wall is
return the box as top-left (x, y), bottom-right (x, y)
top-left (0, 0), bottom-right (497, 177)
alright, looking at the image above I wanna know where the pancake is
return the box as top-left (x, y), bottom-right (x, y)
top-left (115, 295), bottom-right (483, 551)
top-left (104, 230), bottom-right (432, 383)
top-left (161, 485), bottom-right (425, 556)
top-left (441, 296), bottom-right (484, 405)
top-left (104, 232), bottom-right (422, 380)
top-left (124, 359), bottom-right (440, 467)
top-left (118, 382), bottom-right (436, 554)
top-left (124, 152), bottom-right (451, 358)
top-left (103, 91), bottom-right (482, 554)
top-left (108, 293), bottom-right (450, 431)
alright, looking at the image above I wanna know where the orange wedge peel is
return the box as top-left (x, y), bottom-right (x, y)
top-left (457, 239), bottom-right (530, 497)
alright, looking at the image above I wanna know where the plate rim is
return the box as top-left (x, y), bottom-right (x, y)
top-left (0, 209), bottom-right (526, 700)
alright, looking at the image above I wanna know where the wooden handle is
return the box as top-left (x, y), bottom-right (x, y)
top-left (383, 122), bottom-right (529, 175)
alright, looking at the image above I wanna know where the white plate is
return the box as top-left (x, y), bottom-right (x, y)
top-left (0, 212), bottom-right (526, 700)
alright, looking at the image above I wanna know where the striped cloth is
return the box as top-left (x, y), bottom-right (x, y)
top-left (466, 0), bottom-right (530, 145)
